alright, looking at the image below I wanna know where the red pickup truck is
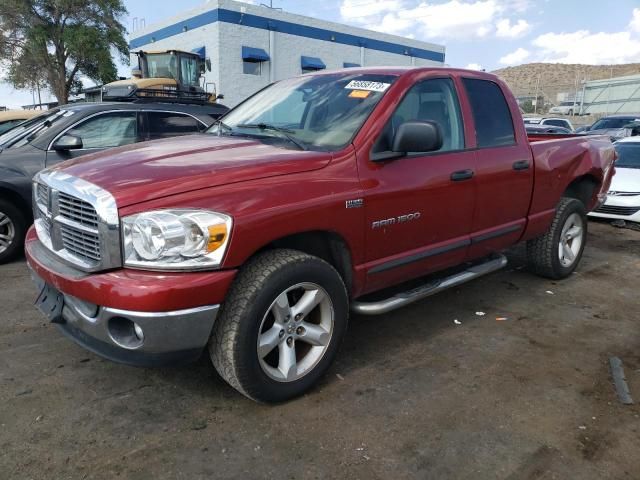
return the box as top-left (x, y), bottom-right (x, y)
top-left (26, 68), bottom-right (614, 402)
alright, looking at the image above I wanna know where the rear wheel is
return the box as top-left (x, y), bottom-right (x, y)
top-left (0, 199), bottom-right (27, 264)
top-left (209, 249), bottom-right (349, 403)
top-left (526, 197), bottom-right (587, 279)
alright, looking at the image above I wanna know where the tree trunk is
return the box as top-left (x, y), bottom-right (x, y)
top-left (51, 67), bottom-right (69, 105)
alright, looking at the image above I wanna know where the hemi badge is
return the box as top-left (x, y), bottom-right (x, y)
top-left (345, 199), bottom-right (364, 209)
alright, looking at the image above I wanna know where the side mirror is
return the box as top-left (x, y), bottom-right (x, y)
top-left (205, 58), bottom-right (212, 72)
top-left (392, 121), bottom-right (443, 154)
top-left (52, 134), bottom-right (83, 151)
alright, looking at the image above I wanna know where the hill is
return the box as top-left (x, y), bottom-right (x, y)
top-left (491, 63), bottom-right (640, 103)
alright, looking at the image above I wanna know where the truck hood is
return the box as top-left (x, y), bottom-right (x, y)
top-left (54, 135), bottom-right (333, 207)
top-left (583, 128), bottom-right (626, 138)
top-left (610, 167), bottom-right (640, 193)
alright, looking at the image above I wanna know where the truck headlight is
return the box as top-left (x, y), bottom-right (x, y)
top-left (122, 209), bottom-right (232, 270)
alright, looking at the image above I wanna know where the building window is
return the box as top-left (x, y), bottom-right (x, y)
top-left (242, 46), bottom-right (269, 76)
top-left (301, 56), bottom-right (326, 74)
top-left (243, 61), bottom-right (262, 75)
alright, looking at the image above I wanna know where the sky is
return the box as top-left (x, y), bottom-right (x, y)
top-left (2, 0), bottom-right (640, 108)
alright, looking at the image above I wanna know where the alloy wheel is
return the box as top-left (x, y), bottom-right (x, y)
top-left (558, 212), bottom-right (584, 267)
top-left (257, 282), bottom-right (334, 382)
top-left (0, 212), bottom-right (15, 255)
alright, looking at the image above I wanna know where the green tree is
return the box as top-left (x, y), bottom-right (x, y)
top-left (521, 100), bottom-right (535, 114)
top-left (5, 55), bottom-right (49, 107)
top-left (0, 0), bottom-right (128, 104)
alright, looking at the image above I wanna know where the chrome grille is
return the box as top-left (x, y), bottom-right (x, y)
top-left (60, 227), bottom-right (101, 262)
top-left (33, 171), bottom-right (121, 272)
top-left (608, 191), bottom-right (640, 197)
top-left (594, 205), bottom-right (640, 216)
top-left (58, 192), bottom-right (99, 229)
top-left (37, 183), bottom-right (49, 207)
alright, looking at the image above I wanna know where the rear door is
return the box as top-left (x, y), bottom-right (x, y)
top-left (359, 76), bottom-right (477, 293)
top-left (46, 111), bottom-right (141, 165)
top-left (461, 78), bottom-right (534, 259)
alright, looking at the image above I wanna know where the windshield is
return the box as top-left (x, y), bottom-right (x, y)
top-left (5, 110), bottom-right (70, 149)
top-left (145, 53), bottom-right (178, 80)
top-left (208, 73), bottom-right (398, 151)
top-left (591, 117), bottom-right (638, 130)
top-left (180, 55), bottom-right (200, 86)
top-left (560, 101), bottom-right (575, 106)
top-left (615, 143), bottom-right (640, 168)
top-left (0, 111), bottom-right (51, 146)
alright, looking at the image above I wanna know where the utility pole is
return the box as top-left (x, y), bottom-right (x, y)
top-left (533, 74), bottom-right (540, 114)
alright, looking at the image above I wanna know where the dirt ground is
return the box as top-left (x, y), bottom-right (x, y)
top-left (1, 220), bottom-right (639, 480)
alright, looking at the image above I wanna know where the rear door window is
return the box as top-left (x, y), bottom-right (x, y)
top-left (147, 112), bottom-right (202, 140)
top-left (462, 78), bottom-right (516, 148)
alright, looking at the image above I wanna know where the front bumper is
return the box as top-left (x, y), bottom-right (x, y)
top-left (25, 228), bottom-right (235, 367)
top-left (30, 268), bottom-right (220, 367)
top-left (588, 194), bottom-right (640, 223)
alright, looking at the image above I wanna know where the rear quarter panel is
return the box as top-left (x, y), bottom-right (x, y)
top-left (523, 134), bottom-right (615, 240)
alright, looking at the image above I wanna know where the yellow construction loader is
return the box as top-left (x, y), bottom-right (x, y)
top-left (102, 50), bottom-right (222, 104)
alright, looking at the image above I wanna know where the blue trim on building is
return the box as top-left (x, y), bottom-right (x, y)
top-left (301, 56), bottom-right (326, 70)
top-left (242, 46), bottom-right (270, 62)
top-left (129, 8), bottom-right (445, 63)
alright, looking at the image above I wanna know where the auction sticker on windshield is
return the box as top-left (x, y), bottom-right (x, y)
top-left (345, 80), bottom-right (391, 92)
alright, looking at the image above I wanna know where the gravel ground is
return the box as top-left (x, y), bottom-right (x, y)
top-left (1, 220), bottom-right (639, 480)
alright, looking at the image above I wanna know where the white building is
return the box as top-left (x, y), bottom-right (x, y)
top-left (580, 74), bottom-right (640, 115)
top-left (129, 0), bottom-right (446, 107)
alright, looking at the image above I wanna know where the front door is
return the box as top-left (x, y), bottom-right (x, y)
top-left (358, 77), bottom-right (477, 293)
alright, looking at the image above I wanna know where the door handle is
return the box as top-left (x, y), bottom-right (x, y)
top-left (450, 169), bottom-right (474, 181)
top-left (513, 160), bottom-right (530, 171)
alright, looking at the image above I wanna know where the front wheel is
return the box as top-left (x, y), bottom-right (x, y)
top-left (209, 249), bottom-right (349, 403)
top-left (526, 197), bottom-right (587, 279)
top-left (0, 199), bottom-right (27, 264)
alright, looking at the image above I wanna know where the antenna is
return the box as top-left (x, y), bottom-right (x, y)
top-left (260, 1), bottom-right (282, 10)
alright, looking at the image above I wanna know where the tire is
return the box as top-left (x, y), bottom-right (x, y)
top-left (0, 199), bottom-right (27, 264)
top-left (209, 249), bottom-right (349, 403)
top-left (526, 197), bottom-right (587, 279)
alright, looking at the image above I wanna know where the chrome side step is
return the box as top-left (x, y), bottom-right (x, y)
top-left (351, 254), bottom-right (508, 315)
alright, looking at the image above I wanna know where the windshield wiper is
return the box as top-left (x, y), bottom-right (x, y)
top-left (237, 123), bottom-right (307, 151)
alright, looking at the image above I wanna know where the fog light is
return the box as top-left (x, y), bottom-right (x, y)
top-left (108, 317), bottom-right (145, 350)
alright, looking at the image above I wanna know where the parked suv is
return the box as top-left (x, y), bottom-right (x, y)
top-left (0, 110), bottom-right (41, 135)
top-left (580, 114), bottom-right (640, 140)
top-left (0, 101), bottom-right (228, 263)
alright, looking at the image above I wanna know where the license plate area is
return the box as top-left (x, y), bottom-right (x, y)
top-left (35, 283), bottom-right (65, 323)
